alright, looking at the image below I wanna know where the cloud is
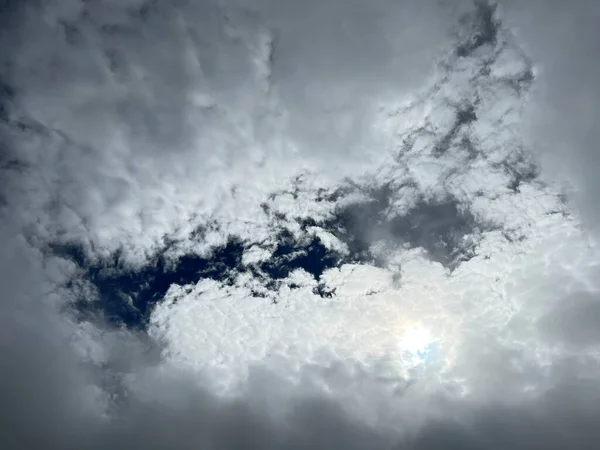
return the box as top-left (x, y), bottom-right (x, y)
top-left (0, 0), bottom-right (472, 261)
top-left (0, 218), bottom-right (399, 450)
top-left (538, 291), bottom-right (600, 349)
top-left (3, 1), bottom-right (600, 449)
top-left (3, 245), bottom-right (600, 450)
top-left (1, 194), bottom-right (600, 445)
top-left (411, 381), bottom-right (600, 450)
top-left (498, 0), bottom-right (600, 233)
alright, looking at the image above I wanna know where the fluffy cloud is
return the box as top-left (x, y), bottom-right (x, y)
top-left (2, 1), bottom-right (600, 449)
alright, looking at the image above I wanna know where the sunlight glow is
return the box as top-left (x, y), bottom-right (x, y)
top-left (401, 326), bottom-right (435, 362)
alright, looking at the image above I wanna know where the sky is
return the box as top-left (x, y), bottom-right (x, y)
top-left (1, 0), bottom-right (600, 449)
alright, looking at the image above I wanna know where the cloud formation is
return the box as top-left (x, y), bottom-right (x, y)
top-left (2, 1), bottom-right (600, 449)
top-left (500, 0), bottom-right (600, 232)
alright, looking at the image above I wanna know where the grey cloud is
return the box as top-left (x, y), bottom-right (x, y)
top-left (1, 0), bottom-right (467, 165)
top-left (2, 217), bottom-right (600, 450)
top-left (0, 221), bottom-right (392, 450)
top-left (3, 1), bottom-right (600, 449)
top-left (5, 294), bottom-right (600, 450)
top-left (499, 0), bottom-right (600, 233)
top-left (0, 224), bottom-right (95, 449)
top-left (262, 0), bottom-right (469, 157)
top-left (2, 215), bottom-right (600, 448)
top-left (0, 0), bottom-right (477, 262)
top-left (538, 291), bottom-right (600, 349)
top-left (411, 382), bottom-right (600, 450)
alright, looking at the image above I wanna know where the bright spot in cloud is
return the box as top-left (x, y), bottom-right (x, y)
top-left (401, 326), bottom-right (436, 363)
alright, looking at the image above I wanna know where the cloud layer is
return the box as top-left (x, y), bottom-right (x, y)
top-left (2, 1), bottom-right (600, 449)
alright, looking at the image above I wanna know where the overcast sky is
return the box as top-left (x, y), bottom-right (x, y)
top-left (2, 1), bottom-right (600, 449)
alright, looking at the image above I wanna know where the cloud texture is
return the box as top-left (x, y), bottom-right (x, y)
top-left (2, 1), bottom-right (600, 449)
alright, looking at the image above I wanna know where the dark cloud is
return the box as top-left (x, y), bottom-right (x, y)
top-left (410, 382), bottom-right (600, 450)
top-left (318, 189), bottom-right (488, 270)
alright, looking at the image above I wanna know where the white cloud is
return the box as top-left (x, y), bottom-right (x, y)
top-left (1, 0), bottom-right (467, 265)
top-left (141, 4), bottom-right (593, 408)
top-left (3, 1), bottom-right (600, 448)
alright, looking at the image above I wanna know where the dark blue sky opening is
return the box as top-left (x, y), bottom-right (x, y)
top-left (50, 238), bottom-right (245, 329)
top-left (258, 230), bottom-right (341, 281)
top-left (51, 230), bottom-right (343, 329)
